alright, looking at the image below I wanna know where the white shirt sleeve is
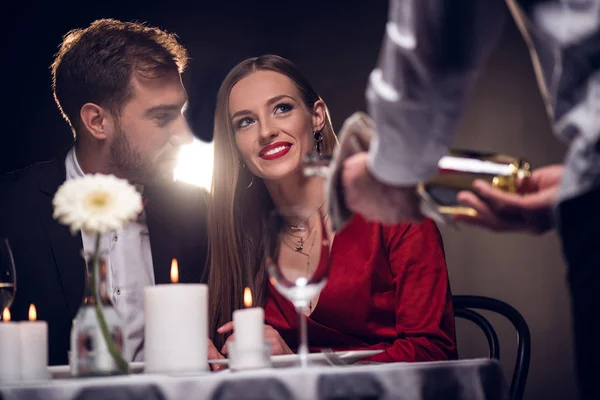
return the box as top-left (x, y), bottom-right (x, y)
top-left (524, 0), bottom-right (600, 203)
top-left (366, 0), bottom-right (507, 186)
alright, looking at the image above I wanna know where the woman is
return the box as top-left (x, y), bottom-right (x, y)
top-left (207, 54), bottom-right (457, 363)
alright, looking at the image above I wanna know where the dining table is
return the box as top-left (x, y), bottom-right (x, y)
top-left (0, 357), bottom-right (508, 400)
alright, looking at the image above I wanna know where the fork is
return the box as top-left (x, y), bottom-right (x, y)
top-left (321, 348), bottom-right (348, 367)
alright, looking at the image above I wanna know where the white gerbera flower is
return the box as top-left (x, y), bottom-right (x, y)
top-left (53, 174), bottom-right (143, 235)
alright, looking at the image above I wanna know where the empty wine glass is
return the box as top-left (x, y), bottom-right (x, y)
top-left (0, 238), bottom-right (16, 313)
top-left (266, 206), bottom-right (331, 368)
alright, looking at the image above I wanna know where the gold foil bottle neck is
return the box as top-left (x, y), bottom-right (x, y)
top-left (419, 150), bottom-right (531, 223)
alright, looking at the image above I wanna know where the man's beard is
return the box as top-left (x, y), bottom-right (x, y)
top-left (109, 125), bottom-right (172, 184)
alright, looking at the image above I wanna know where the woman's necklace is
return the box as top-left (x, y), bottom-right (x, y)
top-left (280, 204), bottom-right (329, 316)
top-left (285, 226), bottom-right (312, 252)
top-left (281, 226), bottom-right (320, 314)
top-left (284, 201), bottom-right (325, 252)
top-left (281, 228), bottom-right (318, 270)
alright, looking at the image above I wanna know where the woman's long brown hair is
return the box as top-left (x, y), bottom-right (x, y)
top-left (207, 55), bottom-right (337, 348)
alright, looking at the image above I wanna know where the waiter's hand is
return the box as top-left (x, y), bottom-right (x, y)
top-left (341, 152), bottom-right (422, 224)
top-left (454, 164), bottom-right (564, 234)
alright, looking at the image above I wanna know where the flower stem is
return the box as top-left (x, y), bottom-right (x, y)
top-left (92, 234), bottom-right (128, 373)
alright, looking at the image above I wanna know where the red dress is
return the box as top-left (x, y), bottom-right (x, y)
top-left (264, 215), bottom-right (458, 362)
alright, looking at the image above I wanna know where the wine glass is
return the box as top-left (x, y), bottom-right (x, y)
top-left (0, 238), bottom-right (17, 314)
top-left (265, 205), bottom-right (331, 368)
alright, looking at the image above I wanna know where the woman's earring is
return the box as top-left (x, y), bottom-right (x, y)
top-left (313, 130), bottom-right (323, 156)
top-left (246, 175), bottom-right (254, 189)
top-left (239, 161), bottom-right (253, 188)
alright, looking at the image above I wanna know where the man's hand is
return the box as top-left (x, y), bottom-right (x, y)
top-left (341, 152), bottom-right (422, 224)
top-left (454, 164), bottom-right (564, 234)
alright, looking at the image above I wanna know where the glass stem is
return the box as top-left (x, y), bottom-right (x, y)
top-left (297, 306), bottom-right (309, 368)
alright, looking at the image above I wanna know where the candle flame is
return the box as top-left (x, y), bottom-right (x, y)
top-left (29, 304), bottom-right (37, 321)
top-left (244, 287), bottom-right (253, 308)
top-left (2, 308), bottom-right (10, 322)
top-left (170, 259), bottom-right (179, 283)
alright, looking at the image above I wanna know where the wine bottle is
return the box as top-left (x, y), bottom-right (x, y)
top-left (418, 149), bottom-right (531, 224)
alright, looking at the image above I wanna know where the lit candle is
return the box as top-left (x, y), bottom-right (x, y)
top-left (144, 259), bottom-right (208, 374)
top-left (20, 304), bottom-right (49, 381)
top-left (231, 288), bottom-right (265, 369)
top-left (170, 258), bottom-right (179, 284)
top-left (0, 308), bottom-right (21, 383)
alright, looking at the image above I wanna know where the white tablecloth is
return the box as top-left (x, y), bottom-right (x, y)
top-left (0, 358), bottom-right (508, 400)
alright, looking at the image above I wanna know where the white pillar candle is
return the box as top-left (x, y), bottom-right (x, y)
top-left (232, 308), bottom-right (264, 350)
top-left (230, 287), bottom-right (266, 369)
top-left (0, 308), bottom-right (21, 383)
top-left (144, 283), bottom-right (208, 374)
top-left (20, 304), bottom-right (48, 382)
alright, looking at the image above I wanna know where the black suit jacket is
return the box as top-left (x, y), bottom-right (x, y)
top-left (0, 150), bottom-right (209, 365)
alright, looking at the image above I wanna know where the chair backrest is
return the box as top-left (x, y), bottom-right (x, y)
top-left (453, 295), bottom-right (531, 400)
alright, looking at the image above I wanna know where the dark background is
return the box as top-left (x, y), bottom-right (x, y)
top-left (1, 1), bottom-right (575, 398)
top-left (0, 0), bottom-right (387, 173)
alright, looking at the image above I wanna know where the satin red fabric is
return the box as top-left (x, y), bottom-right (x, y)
top-left (265, 216), bottom-right (458, 362)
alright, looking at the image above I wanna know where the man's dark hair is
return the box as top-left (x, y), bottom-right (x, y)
top-left (51, 18), bottom-right (189, 137)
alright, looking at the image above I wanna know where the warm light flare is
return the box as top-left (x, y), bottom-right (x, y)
top-left (2, 308), bottom-right (10, 322)
top-left (170, 259), bottom-right (179, 284)
top-left (29, 304), bottom-right (37, 321)
top-left (244, 287), bottom-right (253, 308)
top-left (173, 139), bottom-right (214, 190)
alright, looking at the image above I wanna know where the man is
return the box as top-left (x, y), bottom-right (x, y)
top-left (0, 19), bottom-right (209, 365)
top-left (331, 1), bottom-right (599, 397)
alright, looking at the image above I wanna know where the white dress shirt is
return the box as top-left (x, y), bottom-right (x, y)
top-left (65, 147), bottom-right (155, 362)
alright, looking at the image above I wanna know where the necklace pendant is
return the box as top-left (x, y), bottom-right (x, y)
top-left (290, 225), bottom-right (306, 232)
top-left (294, 245), bottom-right (304, 252)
